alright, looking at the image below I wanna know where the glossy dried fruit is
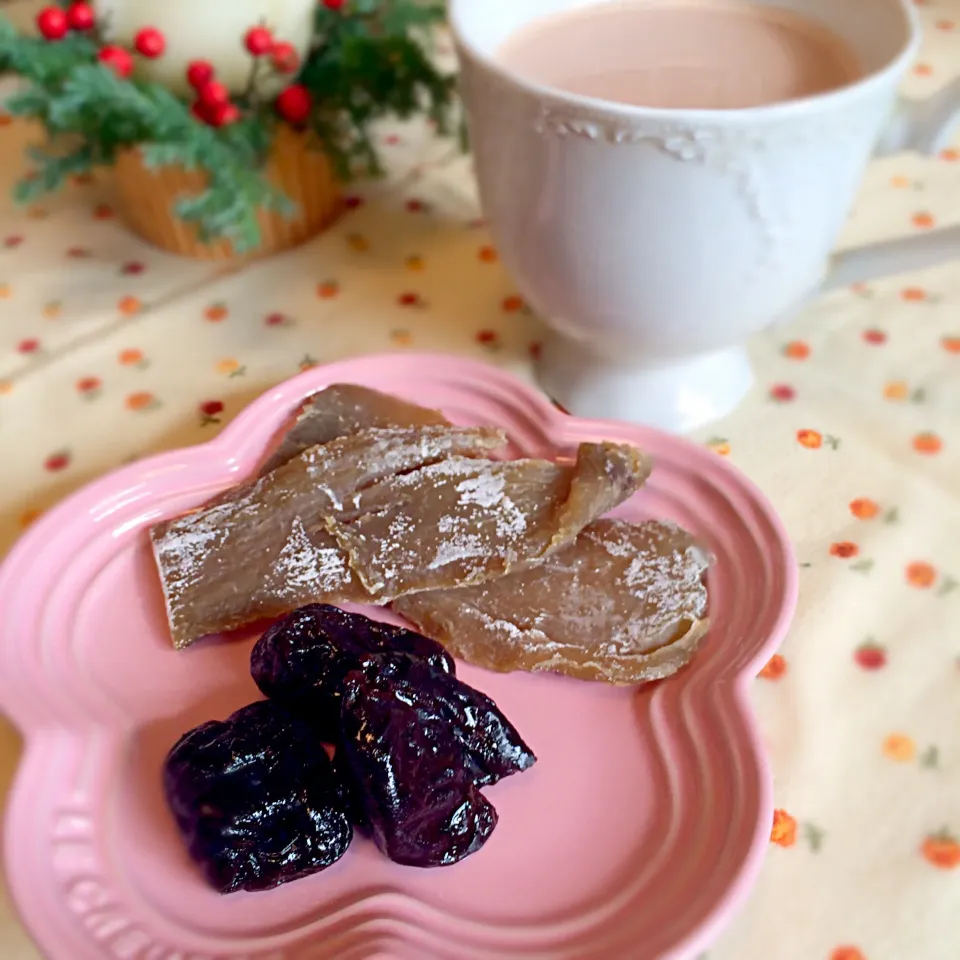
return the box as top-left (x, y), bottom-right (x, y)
top-left (339, 656), bottom-right (536, 867)
top-left (163, 701), bottom-right (351, 893)
top-left (250, 603), bottom-right (454, 739)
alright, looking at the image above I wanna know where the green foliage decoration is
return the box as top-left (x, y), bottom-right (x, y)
top-left (0, 1), bottom-right (456, 252)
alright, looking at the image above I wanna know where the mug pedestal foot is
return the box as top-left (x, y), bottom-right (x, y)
top-left (535, 336), bottom-right (754, 434)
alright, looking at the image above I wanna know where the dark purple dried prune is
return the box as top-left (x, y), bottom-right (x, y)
top-left (339, 664), bottom-right (497, 867)
top-left (163, 700), bottom-right (351, 893)
top-left (250, 604), bottom-right (454, 739)
top-left (354, 654), bottom-right (536, 786)
top-left (338, 656), bottom-right (536, 867)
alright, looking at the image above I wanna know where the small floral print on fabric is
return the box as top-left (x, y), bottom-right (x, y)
top-left (912, 432), bottom-right (942, 455)
top-left (117, 296), bottom-right (142, 316)
top-left (882, 734), bottom-right (916, 762)
top-left (797, 429), bottom-right (841, 450)
top-left (316, 280), bottom-right (340, 299)
top-left (76, 376), bottom-right (102, 399)
top-left (19, 508), bottom-right (42, 529)
top-left (830, 542), bottom-right (859, 559)
top-left (118, 348), bottom-right (148, 368)
top-left (125, 391), bottom-right (159, 412)
top-left (706, 437), bottom-right (731, 456)
top-left (783, 340), bottom-right (811, 360)
top-left (44, 450), bottom-right (71, 472)
top-left (771, 809), bottom-right (797, 847)
top-left (502, 294), bottom-right (529, 314)
top-left (855, 641), bottom-right (887, 671)
top-left (199, 400), bottom-right (224, 426)
top-left (905, 562), bottom-right (938, 589)
top-left (769, 384), bottom-right (796, 402)
top-left (830, 948), bottom-right (866, 960)
top-left (849, 498), bottom-right (880, 520)
top-left (759, 654), bottom-right (787, 680)
top-left (397, 292), bottom-right (426, 308)
top-left (884, 381), bottom-right (909, 401)
top-left (204, 303), bottom-right (228, 322)
top-left (770, 810), bottom-right (825, 852)
top-left (215, 358), bottom-right (245, 377)
top-left (922, 831), bottom-right (960, 870)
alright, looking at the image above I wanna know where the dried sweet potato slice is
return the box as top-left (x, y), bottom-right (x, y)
top-left (259, 384), bottom-right (450, 477)
top-left (151, 426), bottom-right (506, 648)
top-left (394, 519), bottom-right (711, 685)
top-left (325, 443), bottom-right (652, 596)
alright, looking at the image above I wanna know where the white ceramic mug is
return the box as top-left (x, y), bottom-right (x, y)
top-left (450, 0), bottom-right (960, 432)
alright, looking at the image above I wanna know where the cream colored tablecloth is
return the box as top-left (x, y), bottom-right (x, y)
top-left (1, 4), bottom-right (960, 960)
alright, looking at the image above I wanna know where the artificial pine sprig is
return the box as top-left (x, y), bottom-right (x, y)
top-left (0, 0), bottom-right (456, 252)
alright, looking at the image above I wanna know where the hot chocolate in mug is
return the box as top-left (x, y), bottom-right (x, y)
top-left (451, 0), bottom-right (960, 432)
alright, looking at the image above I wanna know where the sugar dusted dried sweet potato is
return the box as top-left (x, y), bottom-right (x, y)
top-left (259, 384), bottom-right (450, 477)
top-left (325, 443), bottom-right (652, 597)
top-left (394, 519), bottom-right (711, 685)
top-left (151, 426), bottom-right (506, 649)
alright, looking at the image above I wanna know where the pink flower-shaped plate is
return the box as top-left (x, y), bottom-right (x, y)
top-left (0, 353), bottom-right (796, 960)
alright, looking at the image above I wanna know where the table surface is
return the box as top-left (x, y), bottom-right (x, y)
top-left (1, 4), bottom-right (959, 960)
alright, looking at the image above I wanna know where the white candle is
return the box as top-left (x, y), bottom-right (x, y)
top-left (94, 0), bottom-right (316, 94)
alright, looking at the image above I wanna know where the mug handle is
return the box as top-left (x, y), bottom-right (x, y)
top-left (825, 79), bottom-right (960, 290)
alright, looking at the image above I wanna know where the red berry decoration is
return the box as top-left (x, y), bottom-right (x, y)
top-left (66, 3), bottom-right (95, 31)
top-left (198, 81), bottom-right (230, 109)
top-left (271, 42), bottom-right (300, 74)
top-left (186, 60), bottom-right (215, 89)
top-left (134, 27), bottom-right (166, 59)
top-left (36, 7), bottom-right (69, 40)
top-left (275, 84), bottom-right (312, 124)
top-left (323, 0), bottom-right (346, 9)
top-left (209, 103), bottom-right (240, 127)
top-left (98, 46), bottom-right (134, 78)
top-left (244, 26), bottom-right (274, 56)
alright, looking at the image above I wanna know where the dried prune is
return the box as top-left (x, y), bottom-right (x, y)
top-left (250, 604), bottom-right (454, 739)
top-left (357, 654), bottom-right (535, 785)
top-left (338, 656), bottom-right (536, 867)
top-left (163, 700), bottom-right (351, 893)
top-left (339, 665), bottom-right (495, 866)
